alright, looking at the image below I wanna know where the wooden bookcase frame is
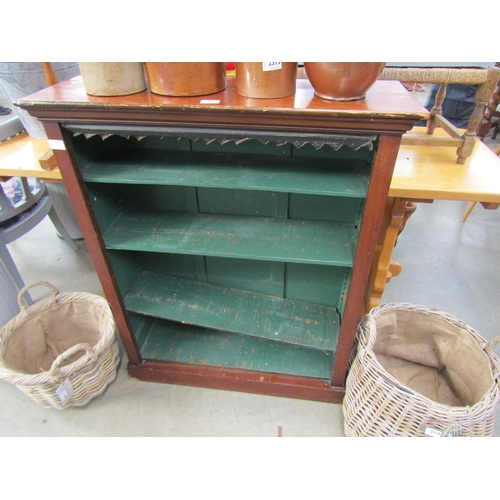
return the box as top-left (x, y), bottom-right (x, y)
top-left (18, 78), bottom-right (427, 403)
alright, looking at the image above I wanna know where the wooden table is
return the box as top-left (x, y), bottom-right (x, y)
top-left (366, 126), bottom-right (500, 312)
top-left (0, 131), bottom-right (59, 182)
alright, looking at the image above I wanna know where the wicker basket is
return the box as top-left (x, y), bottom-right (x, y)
top-left (0, 281), bottom-right (120, 409)
top-left (343, 303), bottom-right (500, 437)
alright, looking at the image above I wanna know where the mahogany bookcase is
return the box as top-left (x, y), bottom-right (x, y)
top-left (18, 77), bottom-right (427, 403)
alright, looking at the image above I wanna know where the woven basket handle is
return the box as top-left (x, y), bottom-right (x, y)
top-left (488, 337), bottom-right (500, 379)
top-left (490, 336), bottom-right (500, 349)
top-left (49, 343), bottom-right (97, 382)
top-left (17, 281), bottom-right (59, 311)
top-left (356, 314), bottom-right (377, 351)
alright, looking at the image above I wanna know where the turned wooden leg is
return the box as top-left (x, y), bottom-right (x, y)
top-left (476, 69), bottom-right (500, 141)
top-left (427, 84), bottom-right (447, 135)
top-left (458, 68), bottom-right (500, 163)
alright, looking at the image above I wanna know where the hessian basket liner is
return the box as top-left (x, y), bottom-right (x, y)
top-left (343, 303), bottom-right (500, 437)
top-left (0, 281), bottom-right (120, 409)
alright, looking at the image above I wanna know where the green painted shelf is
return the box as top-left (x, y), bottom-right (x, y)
top-left (81, 150), bottom-right (370, 198)
top-left (128, 313), bottom-right (334, 379)
top-left (103, 210), bottom-right (357, 266)
top-left (124, 271), bottom-right (340, 351)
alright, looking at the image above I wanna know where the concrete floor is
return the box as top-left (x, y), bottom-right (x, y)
top-left (1, 96), bottom-right (500, 437)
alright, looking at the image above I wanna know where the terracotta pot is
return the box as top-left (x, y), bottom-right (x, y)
top-left (144, 62), bottom-right (226, 96)
top-left (79, 62), bottom-right (147, 96)
top-left (304, 62), bottom-right (386, 101)
top-left (235, 62), bottom-right (297, 98)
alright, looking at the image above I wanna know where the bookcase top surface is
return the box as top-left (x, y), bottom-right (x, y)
top-left (17, 77), bottom-right (429, 135)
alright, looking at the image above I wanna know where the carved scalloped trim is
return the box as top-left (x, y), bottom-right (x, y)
top-left (64, 123), bottom-right (377, 151)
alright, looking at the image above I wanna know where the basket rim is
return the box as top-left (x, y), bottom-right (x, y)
top-left (353, 302), bottom-right (500, 414)
top-left (0, 290), bottom-right (116, 385)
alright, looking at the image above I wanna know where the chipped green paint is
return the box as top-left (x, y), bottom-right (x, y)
top-left (125, 271), bottom-right (339, 351)
top-left (72, 128), bottom-right (373, 378)
top-left (130, 313), bottom-right (334, 379)
top-left (103, 210), bottom-right (357, 266)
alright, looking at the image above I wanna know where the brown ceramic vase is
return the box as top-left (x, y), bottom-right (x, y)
top-left (144, 62), bottom-right (226, 97)
top-left (235, 62), bottom-right (297, 98)
top-left (304, 62), bottom-right (386, 101)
